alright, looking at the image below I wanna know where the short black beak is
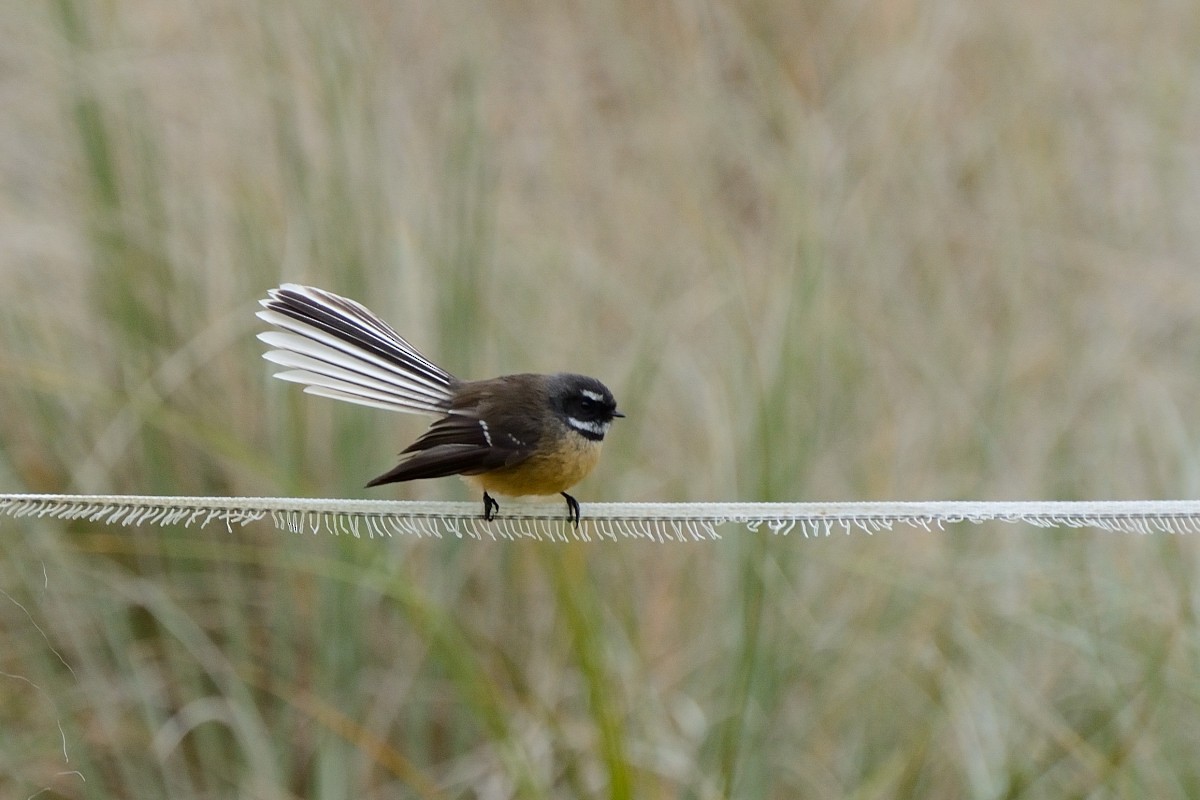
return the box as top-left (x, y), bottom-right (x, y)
top-left (612, 410), bottom-right (626, 418)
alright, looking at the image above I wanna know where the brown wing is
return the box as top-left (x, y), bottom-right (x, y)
top-left (366, 376), bottom-right (547, 487)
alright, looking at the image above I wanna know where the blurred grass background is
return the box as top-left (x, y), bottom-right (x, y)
top-left (3, 0), bottom-right (1200, 797)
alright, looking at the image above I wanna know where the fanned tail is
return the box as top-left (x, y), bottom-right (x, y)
top-left (257, 284), bottom-right (458, 416)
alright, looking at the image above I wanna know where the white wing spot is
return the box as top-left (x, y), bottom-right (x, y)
top-left (478, 419), bottom-right (493, 447)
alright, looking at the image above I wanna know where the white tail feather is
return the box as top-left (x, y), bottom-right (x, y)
top-left (301, 385), bottom-right (444, 414)
top-left (257, 331), bottom-right (449, 405)
top-left (255, 313), bottom-right (451, 398)
top-left (258, 285), bottom-right (458, 417)
top-left (270, 368), bottom-right (442, 411)
top-left (271, 285), bottom-right (448, 378)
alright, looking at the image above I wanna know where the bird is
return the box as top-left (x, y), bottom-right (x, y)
top-left (256, 283), bottom-right (623, 526)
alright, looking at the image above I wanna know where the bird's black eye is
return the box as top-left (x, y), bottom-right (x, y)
top-left (553, 377), bottom-right (618, 424)
top-left (566, 394), bottom-right (607, 420)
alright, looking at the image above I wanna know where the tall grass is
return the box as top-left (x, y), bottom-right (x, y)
top-left (4, 0), bottom-right (1200, 797)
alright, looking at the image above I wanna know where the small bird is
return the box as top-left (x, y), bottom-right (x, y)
top-left (256, 284), bottom-right (623, 526)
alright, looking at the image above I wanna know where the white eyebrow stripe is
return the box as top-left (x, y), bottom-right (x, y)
top-left (581, 390), bottom-right (605, 402)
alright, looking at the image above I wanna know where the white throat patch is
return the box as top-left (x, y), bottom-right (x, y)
top-left (567, 417), bottom-right (610, 438)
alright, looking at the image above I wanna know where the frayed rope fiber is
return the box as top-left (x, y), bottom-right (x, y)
top-left (3, 494), bottom-right (1200, 543)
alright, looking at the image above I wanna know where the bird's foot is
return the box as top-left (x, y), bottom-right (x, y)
top-left (483, 491), bottom-right (500, 521)
top-left (561, 492), bottom-right (581, 529)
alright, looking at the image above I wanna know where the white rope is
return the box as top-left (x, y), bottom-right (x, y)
top-left (2, 494), bottom-right (1199, 542)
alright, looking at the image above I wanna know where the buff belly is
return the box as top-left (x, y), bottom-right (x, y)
top-left (469, 437), bottom-right (603, 497)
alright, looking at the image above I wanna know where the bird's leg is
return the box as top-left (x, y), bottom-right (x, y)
top-left (483, 491), bottom-right (500, 521)
top-left (561, 492), bottom-right (581, 529)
